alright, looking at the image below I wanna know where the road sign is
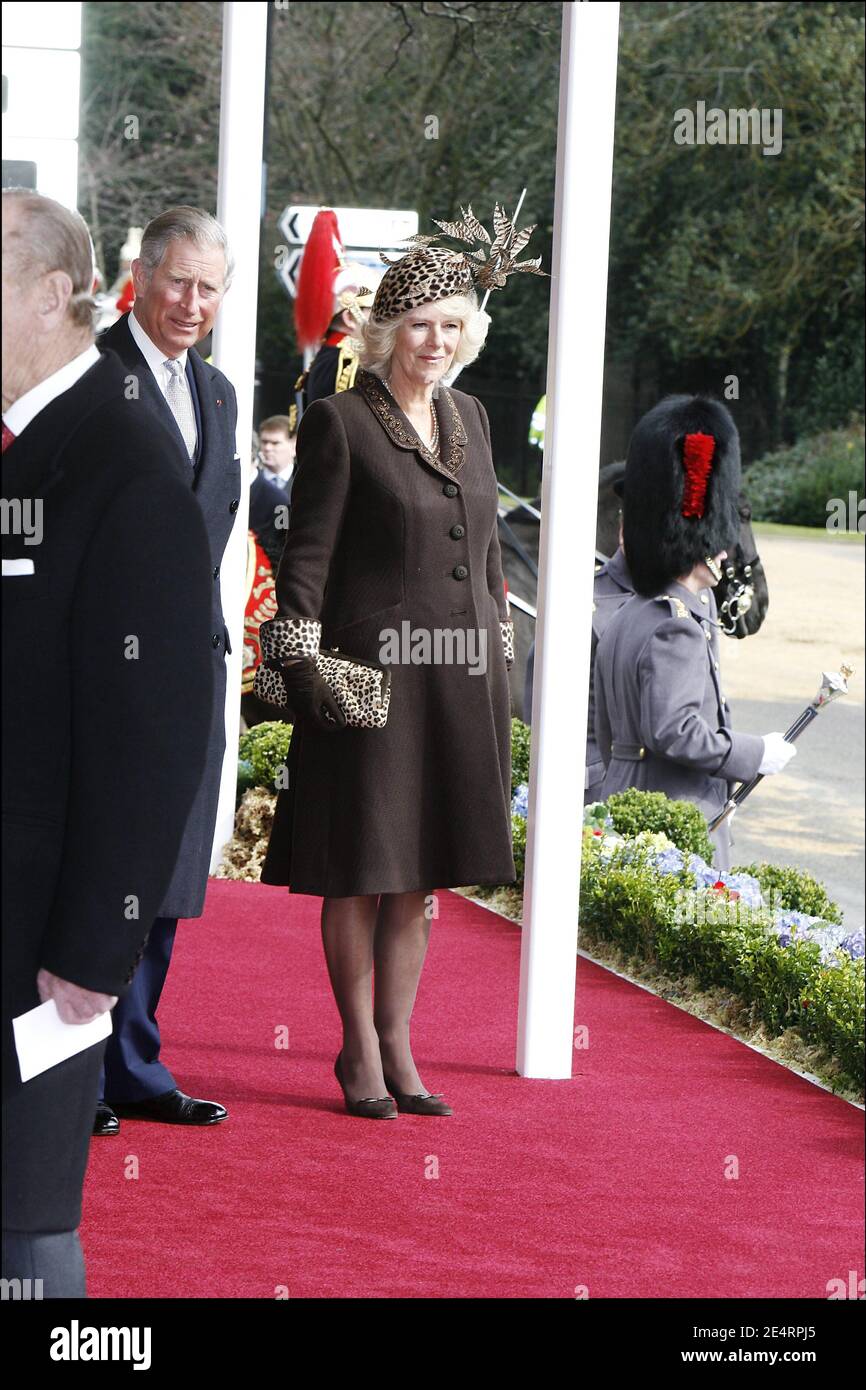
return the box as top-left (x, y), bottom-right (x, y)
top-left (278, 205), bottom-right (417, 249)
top-left (275, 206), bottom-right (419, 301)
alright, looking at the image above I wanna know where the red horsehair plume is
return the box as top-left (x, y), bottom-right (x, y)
top-left (294, 209), bottom-right (343, 350)
top-left (681, 432), bottom-right (716, 518)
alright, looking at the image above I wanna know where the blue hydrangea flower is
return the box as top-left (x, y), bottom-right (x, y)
top-left (837, 932), bottom-right (865, 961)
top-left (511, 783), bottom-right (529, 820)
top-left (687, 854), bottom-right (718, 888)
top-left (768, 910), bottom-right (864, 967)
top-left (653, 847), bottom-right (685, 876)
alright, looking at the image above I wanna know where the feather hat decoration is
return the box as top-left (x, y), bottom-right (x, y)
top-left (370, 204), bottom-right (545, 322)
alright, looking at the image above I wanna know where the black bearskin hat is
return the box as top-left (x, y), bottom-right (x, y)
top-left (622, 395), bottom-right (741, 597)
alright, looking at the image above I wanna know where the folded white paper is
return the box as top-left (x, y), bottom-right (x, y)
top-left (3, 558), bottom-right (36, 576)
top-left (13, 1000), bottom-right (112, 1083)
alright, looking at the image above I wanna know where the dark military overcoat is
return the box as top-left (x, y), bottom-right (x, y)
top-left (593, 581), bottom-right (764, 868)
top-left (586, 546), bottom-right (634, 802)
top-left (261, 369), bottom-right (515, 896)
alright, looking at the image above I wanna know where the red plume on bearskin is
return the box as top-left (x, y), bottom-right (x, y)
top-left (681, 432), bottom-right (716, 518)
top-left (294, 209), bottom-right (342, 350)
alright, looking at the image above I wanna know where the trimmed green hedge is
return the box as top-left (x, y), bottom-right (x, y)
top-left (744, 424), bottom-right (864, 529)
top-left (511, 717), bottom-right (531, 793)
top-left (579, 837), bottom-right (864, 1091)
top-left (602, 788), bottom-right (715, 861)
top-left (237, 721), bottom-right (293, 794)
top-left (733, 862), bottom-right (843, 925)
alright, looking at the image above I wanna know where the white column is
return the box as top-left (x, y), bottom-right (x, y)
top-left (516, 1), bottom-right (620, 1077)
top-left (209, 1), bottom-right (269, 870)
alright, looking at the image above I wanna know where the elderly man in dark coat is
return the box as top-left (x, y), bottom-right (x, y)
top-left (1, 190), bottom-right (213, 1295)
top-left (594, 396), bottom-right (796, 869)
top-left (95, 207), bottom-right (240, 1134)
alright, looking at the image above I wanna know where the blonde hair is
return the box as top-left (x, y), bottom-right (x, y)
top-left (2, 188), bottom-right (96, 330)
top-left (357, 293), bottom-right (490, 379)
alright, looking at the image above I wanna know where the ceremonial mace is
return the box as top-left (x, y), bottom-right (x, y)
top-left (708, 664), bottom-right (854, 833)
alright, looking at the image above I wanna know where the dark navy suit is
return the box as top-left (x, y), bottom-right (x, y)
top-left (97, 314), bottom-right (239, 1102)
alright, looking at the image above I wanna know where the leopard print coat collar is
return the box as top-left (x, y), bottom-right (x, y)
top-left (355, 368), bottom-right (467, 479)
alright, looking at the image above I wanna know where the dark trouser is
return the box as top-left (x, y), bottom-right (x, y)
top-left (2, 1031), bottom-right (107, 1296)
top-left (1, 1229), bottom-right (86, 1297)
top-left (100, 917), bottom-right (178, 1104)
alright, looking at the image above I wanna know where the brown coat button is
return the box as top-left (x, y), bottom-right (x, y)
top-left (450, 524), bottom-right (465, 540)
top-left (452, 564), bottom-right (468, 580)
top-left (443, 483), bottom-right (458, 497)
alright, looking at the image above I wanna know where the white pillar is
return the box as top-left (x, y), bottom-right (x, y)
top-left (516, 1), bottom-right (620, 1077)
top-left (209, 1), bottom-right (269, 870)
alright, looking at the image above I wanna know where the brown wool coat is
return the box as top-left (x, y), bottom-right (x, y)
top-left (260, 369), bottom-right (516, 896)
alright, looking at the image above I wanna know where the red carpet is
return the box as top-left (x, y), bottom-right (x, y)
top-left (81, 879), bottom-right (863, 1298)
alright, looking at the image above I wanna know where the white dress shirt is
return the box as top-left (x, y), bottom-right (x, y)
top-left (260, 463), bottom-right (294, 488)
top-left (128, 310), bottom-right (198, 456)
top-left (3, 344), bottom-right (101, 438)
top-left (127, 309), bottom-right (190, 401)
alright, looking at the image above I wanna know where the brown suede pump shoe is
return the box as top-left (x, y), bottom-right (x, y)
top-left (334, 1052), bottom-right (398, 1119)
top-left (382, 1074), bottom-right (453, 1116)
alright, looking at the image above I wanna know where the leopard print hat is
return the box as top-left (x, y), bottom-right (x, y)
top-left (370, 246), bottom-right (475, 323)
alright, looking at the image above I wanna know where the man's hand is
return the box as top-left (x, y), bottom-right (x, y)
top-left (36, 969), bottom-right (117, 1024)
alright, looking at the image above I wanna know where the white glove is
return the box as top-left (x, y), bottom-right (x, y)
top-left (759, 732), bottom-right (797, 775)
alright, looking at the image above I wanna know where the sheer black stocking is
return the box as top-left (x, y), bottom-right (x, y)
top-left (320, 894), bottom-right (382, 1102)
top-left (320, 890), bottom-right (433, 1101)
top-left (373, 890), bottom-right (432, 1095)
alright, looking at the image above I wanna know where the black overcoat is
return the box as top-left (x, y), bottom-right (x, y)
top-left (261, 369), bottom-right (515, 896)
top-left (1, 349), bottom-right (214, 1229)
top-left (99, 314), bottom-right (240, 918)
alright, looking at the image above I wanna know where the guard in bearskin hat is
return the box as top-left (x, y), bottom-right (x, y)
top-left (593, 395), bottom-right (796, 867)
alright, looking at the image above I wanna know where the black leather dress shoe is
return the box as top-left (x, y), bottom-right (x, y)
top-left (109, 1089), bottom-right (228, 1126)
top-left (93, 1102), bottom-right (120, 1137)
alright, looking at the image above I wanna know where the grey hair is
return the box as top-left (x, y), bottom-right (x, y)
top-left (2, 187), bottom-right (97, 331)
top-left (138, 205), bottom-right (234, 290)
top-left (357, 293), bottom-right (491, 379)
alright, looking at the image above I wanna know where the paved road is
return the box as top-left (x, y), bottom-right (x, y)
top-left (724, 697), bottom-right (863, 927)
top-left (720, 530), bottom-right (864, 927)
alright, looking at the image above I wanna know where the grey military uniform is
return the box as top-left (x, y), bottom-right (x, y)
top-left (593, 581), bottom-right (764, 868)
top-left (586, 547), bottom-right (634, 802)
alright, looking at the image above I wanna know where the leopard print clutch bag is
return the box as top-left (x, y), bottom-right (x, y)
top-left (254, 618), bottom-right (391, 729)
top-left (315, 650), bottom-right (392, 729)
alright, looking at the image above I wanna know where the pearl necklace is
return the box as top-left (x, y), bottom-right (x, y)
top-left (384, 377), bottom-right (439, 455)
